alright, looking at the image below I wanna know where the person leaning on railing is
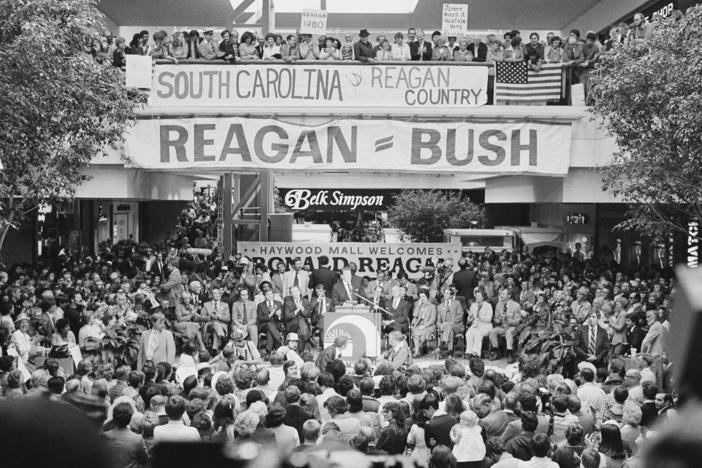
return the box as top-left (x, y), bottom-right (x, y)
top-left (238, 31), bottom-right (260, 60)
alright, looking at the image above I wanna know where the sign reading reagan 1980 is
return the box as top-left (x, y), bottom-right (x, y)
top-left (150, 63), bottom-right (488, 108)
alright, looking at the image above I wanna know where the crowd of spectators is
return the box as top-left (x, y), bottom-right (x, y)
top-left (0, 203), bottom-right (679, 467)
top-left (102, 9), bottom-right (679, 70)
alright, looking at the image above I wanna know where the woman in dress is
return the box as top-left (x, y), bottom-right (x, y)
top-left (411, 289), bottom-right (437, 357)
top-left (465, 290), bottom-right (493, 358)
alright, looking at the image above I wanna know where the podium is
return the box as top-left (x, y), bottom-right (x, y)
top-left (322, 305), bottom-right (382, 365)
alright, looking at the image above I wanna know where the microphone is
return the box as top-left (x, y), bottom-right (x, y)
top-left (352, 291), bottom-right (392, 316)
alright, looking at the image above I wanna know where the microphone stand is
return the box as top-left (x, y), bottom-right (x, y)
top-left (352, 291), bottom-right (393, 317)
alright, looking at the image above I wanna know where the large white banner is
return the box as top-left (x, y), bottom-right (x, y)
top-left (238, 242), bottom-right (463, 278)
top-left (125, 117), bottom-right (572, 175)
top-left (149, 62), bottom-right (488, 108)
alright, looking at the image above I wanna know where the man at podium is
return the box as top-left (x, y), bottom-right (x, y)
top-left (332, 268), bottom-right (362, 307)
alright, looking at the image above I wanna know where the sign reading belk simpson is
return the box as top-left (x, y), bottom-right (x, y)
top-left (238, 242), bottom-right (462, 278)
top-left (149, 62), bottom-right (488, 108)
top-left (125, 117), bottom-right (571, 175)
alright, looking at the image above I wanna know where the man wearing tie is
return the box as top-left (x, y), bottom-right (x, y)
top-left (437, 286), bottom-right (464, 354)
top-left (369, 286), bottom-right (386, 314)
top-left (331, 268), bottom-right (359, 307)
top-left (384, 285), bottom-right (410, 335)
top-left (231, 289), bottom-right (258, 346)
top-left (257, 289), bottom-right (284, 353)
top-left (574, 311), bottom-right (610, 367)
top-left (283, 257), bottom-right (310, 298)
top-left (307, 284), bottom-right (332, 347)
top-left (283, 286), bottom-right (311, 353)
top-left (202, 288), bottom-right (231, 351)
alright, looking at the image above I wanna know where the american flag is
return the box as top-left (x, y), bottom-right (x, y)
top-left (494, 62), bottom-right (564, 103)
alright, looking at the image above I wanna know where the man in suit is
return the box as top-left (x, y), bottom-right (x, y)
top-left (489, 288), bottom-right (522, 362)
top-left (574, 311), bottom-right (610, 367)
top-left (641, 309), bottom-right (666, 357)
top-left (384, 285), bottom-right (411, 335)
top-left (175, 280), bottom-right (206, 351)
top-left (257, 289), bottom-right (285, 352)
top-left (283, 286), bottom-right (311, 353)
top-left (232, 288), bottom-right (258, 346)
top-left (202, 287), bottom-right (230, 351)
top-left (625, 312), bottom-right (645, 353)
top-left (437, 285), bottom-right (464, 353)
top-left (366, 270), bottom-right (394, 301)
top-left (283, 257), bottom-right (311, 299)
top-left (310, 255), bottom-right (336, 296)
top-left (307, 284), bottom-right (333, 348)
top-left (452, 258), bottom-right (477, 304)
top-left (332, 267), bottom-right (361, 307)
top-left (409, 29), bottom-right (432, 61)
top-left (138, 312), bottom-right (175, 369)
top-left (144, 250), bottom-right (165, 278)
top-left (368, 285), bottom-right (387, 314)
top-left (315, 335), bottom-right (348, 372)
top-left (271, 261), bottom-right (287, 299)
top-left (467, 35), bottom-right (488, 61)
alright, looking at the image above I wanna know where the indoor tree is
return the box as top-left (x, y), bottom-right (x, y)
top-left (590, 6), bottom-right (702, 241)
top-left (387, 189), bottom-right (485, 242)
top-left (0, 0), bottom-right (146, 256)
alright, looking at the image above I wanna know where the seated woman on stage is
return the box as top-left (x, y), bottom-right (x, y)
top-left (412, 289), bottom-right (437, 357)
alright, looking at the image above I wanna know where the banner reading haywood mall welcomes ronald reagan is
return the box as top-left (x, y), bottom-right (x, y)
top-left (149, 63), bottom-right (488, 108)
top-left (125, 117), bottom-right (571, 175)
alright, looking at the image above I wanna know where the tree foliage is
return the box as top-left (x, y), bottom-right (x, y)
top-left (0, 0), bottom-right (146, 254)
top-left (590, 6), bottom-right (702, 240)
top-left (387, 190), bottom-right (485, 242)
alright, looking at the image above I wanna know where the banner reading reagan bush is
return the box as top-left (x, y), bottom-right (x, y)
top-left (149, 62), bottom-right (488, 108)
top-left (237, 242), bottom-right (464, 278)
top-left (125, 117), bottom-right (571, 175)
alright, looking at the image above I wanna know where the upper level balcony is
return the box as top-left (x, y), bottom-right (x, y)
top-left (135, 59), bottom-right (588, 121)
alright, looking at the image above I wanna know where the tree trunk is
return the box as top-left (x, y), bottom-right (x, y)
top-left (0, 211), bottom-right (15, 262)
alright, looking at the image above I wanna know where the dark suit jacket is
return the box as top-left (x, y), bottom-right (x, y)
top-left (256, 300), bottom-right (284, 328)
top-left (386, 298), bottom-right (411, 334)
top-left (310, 267), bottom-right (336, 296)
top-left (452, 269), bottom-right (477, 301)
top-left (284, 404), bottom-right (314, 440)
top-left (640, 401), bottom-right (658, 428)
top-left (467, 41), bottom-right (488, 62)
top-left (282, 296), bottom-right (310, 332)
top-left (627, 325), bottom-right (645, 351)
top-left (331, 280), bottom-right (361, 307)
top-left (424, 414), bottom-right (458, 449)
top-left (409, 40), bottom-right (432, 61)
top-left (308, 295), bottom-right (333, 327)
top-left (573, 324), bottom-right (610, 363)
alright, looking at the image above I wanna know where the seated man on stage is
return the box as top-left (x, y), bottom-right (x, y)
top-left (383, 285), bottom-right (410, 336)
top-left (411, 289), bottom-right (437, 357)
top-left (377, 331), bottom-right (413, 370)
top-left (437, 285), bottom-right (464, 354)
top-left (231, 288), bottom-right (258, 347)
top-left (257, 289), bottom-right (285, 353)
top-left (174, 280), bottom-right (206, 352)
top-left (283, 286), bottom-right (310, 353)
top-left (202, 287), bottom-right (230, 351)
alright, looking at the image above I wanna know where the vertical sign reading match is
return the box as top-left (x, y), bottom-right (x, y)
top-left (442, 3), bottom-right (469, 36)
top-left (300, 9), bottom-right (328, 35)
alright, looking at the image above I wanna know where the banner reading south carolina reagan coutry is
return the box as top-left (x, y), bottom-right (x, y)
top-left (238, 242), bottom-right (463, 278)
top-left (125, 117), bottom-right (571, 175)
top-left (150, 63), bottom-right (488, 108)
